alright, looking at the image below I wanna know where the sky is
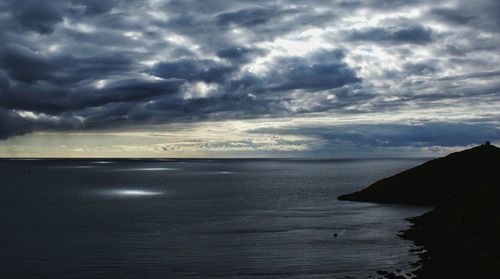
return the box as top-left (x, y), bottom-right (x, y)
top-left (0, 0), bottom-right (499, 157)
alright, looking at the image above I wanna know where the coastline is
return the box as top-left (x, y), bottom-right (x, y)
top-left (338, 144), bottom-right (500, 278)
top-left (399, 193), bottom-right (500, 278)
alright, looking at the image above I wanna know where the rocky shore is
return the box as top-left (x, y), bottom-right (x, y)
top-left (339, 143), bottom-right (500, 278)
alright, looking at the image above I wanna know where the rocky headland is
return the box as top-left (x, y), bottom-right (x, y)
top-left (339, 143), bottom-right (500, 278)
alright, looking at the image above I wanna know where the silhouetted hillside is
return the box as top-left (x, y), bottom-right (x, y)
top-left (338, 143), bottom-right (500, 278)
top-left (338, 143), bottom-right (500, 205)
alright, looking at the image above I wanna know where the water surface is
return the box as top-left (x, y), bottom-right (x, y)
top-left (0, 158), bottom-right (430, 278)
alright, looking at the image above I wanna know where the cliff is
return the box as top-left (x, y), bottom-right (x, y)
top-left (338, 143), bottom-right (500, 278)
top-left (338, 143), bottom-right (500, 205)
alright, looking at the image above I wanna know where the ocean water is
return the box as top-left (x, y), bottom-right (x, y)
top-left (0, 158), bottom-right (430, 279)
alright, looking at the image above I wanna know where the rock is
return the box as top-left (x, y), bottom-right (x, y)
top-left (338, 143), bottom-right (500, 205)
top-left (338, 144), bottom-right (500, 278)
top-left (376, 270), bottom-right (389, 275)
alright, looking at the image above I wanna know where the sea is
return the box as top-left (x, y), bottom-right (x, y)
top-left (0, 158), bottom-right (430, 278)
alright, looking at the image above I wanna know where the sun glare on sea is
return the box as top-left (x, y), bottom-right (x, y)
top-left (96, 189), bottom-right (164, 197)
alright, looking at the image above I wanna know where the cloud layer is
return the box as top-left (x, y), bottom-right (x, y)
top-left (0, 0), bottom-right (499, 154)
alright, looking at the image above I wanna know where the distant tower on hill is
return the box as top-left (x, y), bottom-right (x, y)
top-left (485, 141), bottom-right (491, 146)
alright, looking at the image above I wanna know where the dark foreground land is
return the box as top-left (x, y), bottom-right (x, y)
top-left (339, 143), bottom-right (500, 278)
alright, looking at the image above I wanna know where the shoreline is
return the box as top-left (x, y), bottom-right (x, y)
top-left (338, 144), bottom-right (500, 278)
top-left (398, 196), bottom-right (500, 278)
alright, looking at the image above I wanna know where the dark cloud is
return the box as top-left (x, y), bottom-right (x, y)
top-left (74, 92), bottom-right (282, 130)
top-left (431, 8), bottom-right (475, 25)
top-left (11, 0), bottom-right (64, 34)
top-left (159, 2), bottom-right (336, 48)
top-left (72, 79), bottom-right (183, 109)
top-left (347, 25), bottom-right (433, 45)
top-left (52, 54), bottom-right (135, 84)
top-left (0, 109), bottom-right (33, 140)
top-left (0, 46), bottom-right (135, 85)
top-left (431, 0), bottom-right (500, 32)
top-left (252, 122), bottom-right (500, 149)
top-left (0, 78), bottom-right (183, 139)
top-left (149, 59), bottom-right (234, 83)
top-left (0, 44), bottom-right (54, 83)
top-left (1, 79), bottom-right (182, 115)
top-left (0, 0), bottom-right (498, 152)
top-left (404, 62), bottom-right (439, 76)
top-left (264, 50), bottom-right (361, 92)
top-left (368, 0), bottom-right (432, 10)
top-left (216, 7), bottom-right (298, 27)
top-left (0, 72), bottom-right (10, 92)
top-left (0, 107), bottom-right (88, 140)
top-left (437, 70), bottom-right (500, 82)
top-left (147, 48), bottom-right (362, 105)
top-left (217, 46), bottom-right (266, 62)
top-left (71, 0), bottom-right (120, 15)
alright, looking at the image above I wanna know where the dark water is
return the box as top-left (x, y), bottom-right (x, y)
top-left (0, 158), bottom-right (430, 278)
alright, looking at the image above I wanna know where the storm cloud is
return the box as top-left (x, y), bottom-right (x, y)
top-left (0, 0), bottom-right (499, 155)
top-left (347, 25), bottom-right (434, 45)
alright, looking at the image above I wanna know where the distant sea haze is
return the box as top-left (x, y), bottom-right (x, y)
top-left (0, 158), bottom-right (429, 278)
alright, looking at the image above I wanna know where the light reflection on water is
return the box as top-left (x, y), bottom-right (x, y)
top-left (211, 171), bottom-right (235, 174)
top-left (97, 189), bottom-right (164, 197)
top-left (121, 167), bottom-right (178, 171)
top-left (53, 166), bottom-right (96, 169)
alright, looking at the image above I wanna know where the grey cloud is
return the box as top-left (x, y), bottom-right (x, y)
top-left (0, 44), bottom-right (54, 83)
top-left (431, 0), bottom-right (500, 32)
top-left (0, 109), bottom-right (33, 140)
top-left (0, 72), bottom-right (10, 92)
top-left (11, 0), bottom-right (64, 34)
top-left (1, 79), bottom-right (182, 115)
top-left (368, 0), bottom-right (430, 10)
top-left (222, 49), bottom-right (362, 96)
top-left (347, 25), bottom-right (433, 45)
top-left (71, 0), bottom-right (120, 15)
top-left (0, 107), bottom-right (84, 140)
top-left (404, 62), bottom-right (439, 76)
top-left (0, 78), bottom-right (183, 137)
top-left (437, 70), bottom-right (500, 82)
top-left (149, 59), bottom-right (234, 83)
top-left (252, 122), bottom-right (500, 150)
top-left (431, 8), bottom-right (475, 25)
top-left (264, 50), bottom-right (361, 92)
top-left (216, 7), bottom-right (299, 27)
top-left (161, 3), bottom-right (334, 49)
top-left (51, 53), bottom-right (135, 84)
top-left (217, 46), bottom-right (266, 62)
top-left (0, 0), bottom-right (498, 151)
top-left (74, 94), bottom-right (271, 130)
top-left (71, 79), bottom-right (183, 109)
